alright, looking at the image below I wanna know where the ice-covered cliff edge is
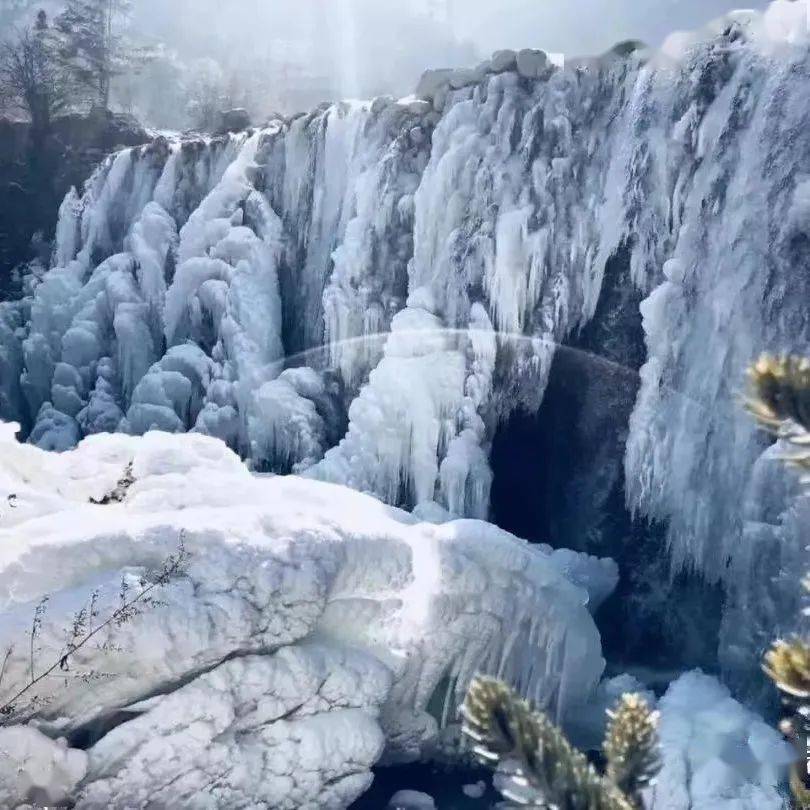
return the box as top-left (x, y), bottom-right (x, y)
top-left (1, 0), bottom-right (810, 695)
top-left (0, 421), bottom-right (613, 808)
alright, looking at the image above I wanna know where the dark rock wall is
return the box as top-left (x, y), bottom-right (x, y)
top-left (490, 245), bottom-right (724, 680)
top-left (0, 110), bottom-right (149, 295)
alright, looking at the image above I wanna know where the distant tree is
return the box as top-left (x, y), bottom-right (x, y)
top-left (55, 0), bottom-right (144, 110)
top-left (139, 53), bottom-right (186, 128)
top-left (0, 11), bottom-right (70, 135)
top-left (185, 57), bottom-right (227, 131)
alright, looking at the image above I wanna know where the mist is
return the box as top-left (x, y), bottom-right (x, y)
top-left (1, 0), bottom-right (774, 127)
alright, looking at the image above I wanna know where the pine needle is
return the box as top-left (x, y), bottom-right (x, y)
top-left (603, 694), bottom-right (660, 804)
top-left (461, 676), bottom-right (640, 809)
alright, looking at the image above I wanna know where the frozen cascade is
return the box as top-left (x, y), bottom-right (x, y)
top-left (309, 291), bottom-right (495, 518)
top-left (0, 0), bottom-right (809, 697)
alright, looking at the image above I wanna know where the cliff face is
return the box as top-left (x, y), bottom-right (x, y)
top-left (1, 3), bottom-right (809, 702)
top-left (0, 109), bottom-right (149, 293)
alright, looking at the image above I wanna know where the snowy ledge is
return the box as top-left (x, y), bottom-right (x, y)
top-left (0, 423), bottom-right (612, 808)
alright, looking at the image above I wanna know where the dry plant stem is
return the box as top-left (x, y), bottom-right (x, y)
top-left (0, 537), bottom-right (188, 719)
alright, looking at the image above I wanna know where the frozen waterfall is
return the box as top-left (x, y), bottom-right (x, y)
top-left (1, 0), bottom-right (810, 701)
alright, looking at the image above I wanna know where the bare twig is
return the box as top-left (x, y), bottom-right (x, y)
top-left (0, 646), bottom-right (13, 692)
top-left (29, 596), bottom-right (48, 684)
top-left (90, 462), bottom-right (134, 505)
top-left (0, 533), bottom-right (189, 720)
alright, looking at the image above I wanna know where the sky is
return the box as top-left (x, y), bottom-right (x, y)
top-left (448, 0), bottom-right (773, 58)
top-left (128, 0), bottom-right (776, 98)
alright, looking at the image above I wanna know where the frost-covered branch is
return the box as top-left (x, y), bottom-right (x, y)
top-left (460, 676), bottom-right (659, 809)
top-left (89, 461), bottom-right (134, 504)
top-left (604, 694), bottom-right (660, 805)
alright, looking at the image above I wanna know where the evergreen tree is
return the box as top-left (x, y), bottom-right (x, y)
top-left (55, 0), bottom-right (133, 110)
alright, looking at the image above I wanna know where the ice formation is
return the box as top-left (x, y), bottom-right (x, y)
top-left (0, 726), bottom-right (88, 808)
top-left (648, 671), bottom-right (794, 810)
top-left (0, 422), bottom-right (611, 808)
top-left (0, 0), bottom-right (808, 750)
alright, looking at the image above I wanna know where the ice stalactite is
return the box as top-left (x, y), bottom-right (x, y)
top-left (310, 290), bottom-right (478, 513)
top-left (623, 27), bottom-right (810, 585)
top-left (266, 100), bottom-right (429, 367)
top-left (154, 131), bottom-right (286, 455)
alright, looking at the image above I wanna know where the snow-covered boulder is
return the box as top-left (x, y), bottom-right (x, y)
top-left (489, 49), bottom-right (517, 73)
top-left (0, 424), bottom-right (609, 808)
top-left (80, 646), bottom-right (390, 809)
top-left (215, 108), bottom-right (252, 134)
top-left (462, 781), bottom-right (486, 799)
top-left (516, 48), bottom-right (549, 79)
top-left (449, 67), bottom-right (479, 90)
top-left (387, 790), bottom-right (437, 809)
top-left (414, 68), bottom-right (454, 101)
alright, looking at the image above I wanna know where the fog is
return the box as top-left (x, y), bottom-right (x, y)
top-left (1, 0), bottom-right (773, 126)
top-left (450, 0), bottom-right (772, 57)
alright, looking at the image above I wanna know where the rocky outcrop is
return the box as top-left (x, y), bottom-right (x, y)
top-left (215, 107), bottom-right (253, 134)
top-left (0, 108), bottom-right (149, 293)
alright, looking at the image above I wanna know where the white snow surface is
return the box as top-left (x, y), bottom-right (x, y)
top-left (0, 726), bottom-right (88, 808)
top-left (649, 671), bottom-right (793, 810)
top-left (0, 423), bottom-right (610, 808)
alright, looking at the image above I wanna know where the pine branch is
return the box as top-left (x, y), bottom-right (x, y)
top-left (746, 354), bottom-right (810, 434)
top-left (461, 676), bottom-right (640, 809)
top-left (603, 694), bottom-right (660, 805)
top-left (764, 639), bottom-right (810, 701)
top-left (746, 354), bottom-right (810, 478)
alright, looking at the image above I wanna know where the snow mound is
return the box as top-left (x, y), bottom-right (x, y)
top-left (80, 645), bottom-right (390, 810)
top-left (387, 790), bottom-right (437, 809)
top-left (0, 424), bottom-right (608, 808)
top-left (0, 726), bottom-right (88, 809)
top-left (650, 671), bottom-right (793, 809)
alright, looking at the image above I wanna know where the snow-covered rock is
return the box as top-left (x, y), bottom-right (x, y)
top-left (489, 49), bottom-right (517, 73)
top-left (80, 646), bottom-right (390, 809)
top-left (462, 780), bottom-right (486, 799)
top-left (516, 48), bottom-right (549, 79)
top-left (405, 99), bottom-right (432, 117)
top-left (0, 423), bottom-right (608, 808)
top-left (414, 68), bottom-right (454, 101)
